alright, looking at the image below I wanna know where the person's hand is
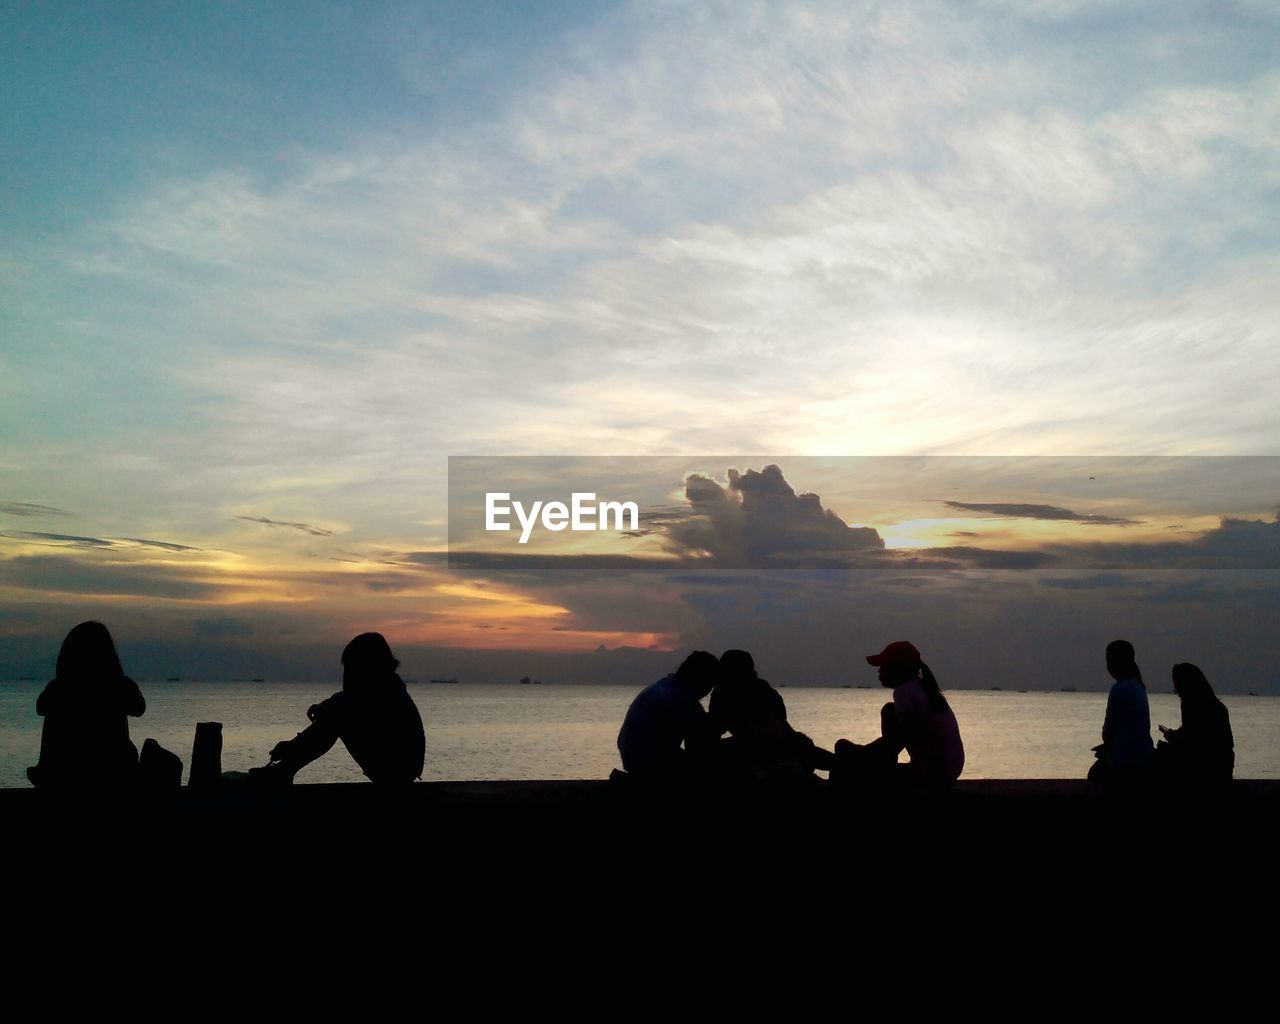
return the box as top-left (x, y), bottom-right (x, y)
top-left (247, 761), bottom-right (293, 786)
top-left (1158, 724), bottom-right (1171, 735)
top-left (268, 738), bottom-right (294, 761)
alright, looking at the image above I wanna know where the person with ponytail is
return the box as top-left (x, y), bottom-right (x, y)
top-left (833, 641), bottom-right (964, 789)
top-left (1087, 639), bottom-right (1155, 784)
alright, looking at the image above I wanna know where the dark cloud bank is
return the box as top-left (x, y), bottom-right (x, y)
top-left (5, 468), bottom-right (1280, 691)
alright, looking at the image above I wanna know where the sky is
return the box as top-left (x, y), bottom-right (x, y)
top-left (2, 1), bottom-right (1279, 691)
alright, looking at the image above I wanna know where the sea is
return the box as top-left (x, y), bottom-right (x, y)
top-left (2, 680), bottom-right (1278, 787)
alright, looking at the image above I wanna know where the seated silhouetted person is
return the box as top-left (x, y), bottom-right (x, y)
top-left (833, 641), bottom-right (964, 790)
top-left (616, 651), bottom-right (720, 780)
top-left (28, 621), bottom-right (146, 789)
top-left (1154, 662), bottom-right (1234, 785)
top-left (254, 633), bottom-right (425, 784)
top-left (710, 649), bottom-right (827, 784)
top-left (1088, 639), bottom-right (1154, 784)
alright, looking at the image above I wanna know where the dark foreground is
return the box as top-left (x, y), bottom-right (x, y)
top-left (5, 779), bottom-right (1278, 962)
top-left (6, 777), bottom-right (1277, 868)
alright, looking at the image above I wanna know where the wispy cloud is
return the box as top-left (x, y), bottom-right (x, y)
top-left (234, 516), bottom-right (334, 538)
top-left (116, 537), bottom-right (203, 552)
top-left (0, 503), bottom-right (70, 517)
top-left (0, 555), bottom-right (227, 599)
top-left (0, 531), bottom-right (202, 551)
top-left (942, 501), bottom-right (1140, 525)
top-left (1, 531), bottom-right (113, 548)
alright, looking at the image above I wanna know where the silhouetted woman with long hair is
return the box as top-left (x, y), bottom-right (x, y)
top-left (1088, 639), bottom-right (1154, 784)
top-left (1155, 663), bottom-right (1234, 784)
top-left (28, 621), bottom-right (146, 788)
top-left (255, 633), bottom-right (425, 784)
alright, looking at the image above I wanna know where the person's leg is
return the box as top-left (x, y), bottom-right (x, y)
top-left (833, 702), bottom-right (902, 785)
top-left (832, 737), bottom-right (897, 784)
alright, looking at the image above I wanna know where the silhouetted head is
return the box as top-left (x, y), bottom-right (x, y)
top-left (866, 640), bottom-right (921, 688)
top-left (676, 650), bottom-right (720, 699)
top-left (56, 621), bottom-right (124, 681)
top-left (1172, 662), bottom-right (1214, 703)
top-left (1105, 639), bottom-right (1143, 685)
top-left (719, 649), bottom-right (756, 682)
top-left (711, 651), bottom-right (784, 734)
top-left (342, 632), bottom-right (400, 690)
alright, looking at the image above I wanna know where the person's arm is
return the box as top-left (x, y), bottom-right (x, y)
top-left (809, 741), bottom-right (837, 772)
top-left (34, 679), bottom-right (60, 717)
top-left (790, 729), bottom-right (835, 773)
top-left (268, 720), bottom-right (339, 774)
top-left (684, 703), bottom-right (720, 756)
top-left (121, 677), bottom-right (146, 717)
top-left (889, 687), bottom-right (926, 761)
top-left (264, 695), bottom-right (343, 777)
top-left (1100, 684), bottom-right (1117, 748)
top-left (880, 701), bottom-right (906, 756)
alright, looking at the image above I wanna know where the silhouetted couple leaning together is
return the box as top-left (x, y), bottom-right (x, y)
top-left (615, 641), bottom-right (965, 792)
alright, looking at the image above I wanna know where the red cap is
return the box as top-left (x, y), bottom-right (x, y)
top-left (866, 641), bottom-right (921, 668)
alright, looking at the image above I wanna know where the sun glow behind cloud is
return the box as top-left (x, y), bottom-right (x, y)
top-left (874, 515), bottom-right (1225, 551)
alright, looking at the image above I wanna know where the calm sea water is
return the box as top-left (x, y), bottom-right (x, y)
top-left (2, 681), bottom-right (1277, 787)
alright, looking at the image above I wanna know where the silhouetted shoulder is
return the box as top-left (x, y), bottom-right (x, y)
top-left (119, 676), bottom-right (145, 716)
top-left (36, 674), bottom-right (145, 716)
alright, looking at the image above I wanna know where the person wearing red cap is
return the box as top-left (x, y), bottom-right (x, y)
top-left (833, 641), bottom-right (964, 789)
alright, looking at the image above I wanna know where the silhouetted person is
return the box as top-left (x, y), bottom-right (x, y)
top-left (1154, 663), bottom-right (1234, 784)
top-left (254, 633), bottom-right (424, 784)
top-left (833, 641), bottom-right (964, 790)
top-left (710, 649), bottom-right (828, 784)
top-left (28, 621), bottom-right (145, 789)
top-left (1088, 639), bottom-right (1154, 784)
top-left (616, 651), bottom-right (720, 779)
top-left (710, 650), bottom-right (786, 730)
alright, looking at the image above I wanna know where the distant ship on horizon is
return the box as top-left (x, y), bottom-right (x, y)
top-left (429, 677), bottom-right (459, 684)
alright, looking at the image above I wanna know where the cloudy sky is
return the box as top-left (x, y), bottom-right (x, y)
top-left (2, 1), bottom-right (1279, 690)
